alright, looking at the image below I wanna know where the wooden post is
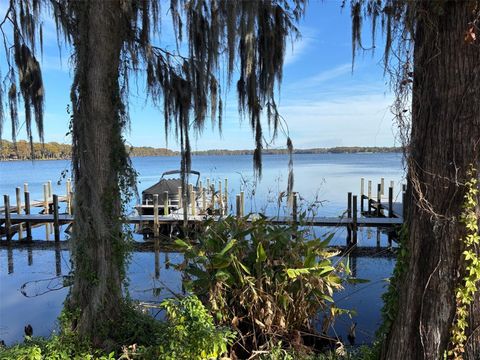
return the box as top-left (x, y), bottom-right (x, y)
top-left (236, 194), bottom-right (241, 218)
top-left (53, 194), bottom-right (60, 242)
top-left (217, 181), bottom-right (222, 208)
top-left (163, 191), bottom-right (169, 216)
top-left (3, 195), bottom-right (12, 241)
top-left (202, 187), bottom-right (206, 212)
top-left (153, 194), bottom-right (159, 237)
top-left (390, 180), bottom-right (394, 191)
top-left (199, 180), bottom-right (203, 192)
top-left (16, 187), bottom-right (23, 240)
top-left (388, 187), bottom-right (394, 218)
top-left (352, 195), bottom-right (358, 245)
top-left (292, 192), bottom-right (298, 224)
top-left (206, 178), bottom-right (210, 190)
top-left (188, 184), bottom-right (194, 215)
top-left (178, 186), bottom-right (183, 209)
top-left (347, 192), bottom-right (352, 218)
top-left (367, 180), bottom-right (372, 215)
top-left (360, 178), bottom-right (365, 213)
top-left (376, 184), bottom-right (381, 217)
top-left (380, 177), bottom-right (385, 196)
top-left (240, 191), bottom-right (245, 217)
top-left (211, 185), bottom-right (216, 210)
top-left (48, 180), bottom-right (52, 199)
top-left (66, 179), bottom-right (72, 214)
top-left (15, 187), bottom-right (22, 214)
top-left (191, 191), bottom-right (196, 216)
top-left (24, 183), bottom-right (28, 193)
top-left (24, 191), bottom-right (32, 240)
top-left (43, 183), bottom-right (49, 214)
top-left (69, 192), bottom-right (74, 214)
top-left (224, 178), bottom-right (228, 213)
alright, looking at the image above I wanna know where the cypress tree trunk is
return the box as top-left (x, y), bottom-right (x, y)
top-left (67, 1), bottom-right (128, 346)
top-left (383, 2), bottom-right (480, 359)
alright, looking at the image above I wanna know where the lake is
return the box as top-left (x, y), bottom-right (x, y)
top-left (0, 153), bottom-right (405, 346)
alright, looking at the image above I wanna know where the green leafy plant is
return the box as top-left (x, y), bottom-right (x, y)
top-left (176, 215), bottom-right (348, 354)
top-left (121, 296), bottom-right (235, 360)
top-left (0, 336), bottom-right (116, 360)
top-left (449, 166), bottom-right (480, 359)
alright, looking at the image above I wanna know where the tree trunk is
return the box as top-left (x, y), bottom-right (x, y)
top-left (383, 2), bottom-right (480, 359)
top-left (67, 1), bottom-right (128, 346)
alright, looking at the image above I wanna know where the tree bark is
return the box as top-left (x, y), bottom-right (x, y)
top-left (383, 2), bottom-right (480, 359)
top-left (67, 0), bottom-right (127, 346)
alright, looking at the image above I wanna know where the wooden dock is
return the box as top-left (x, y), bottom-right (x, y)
top-left (1, 177), bottom-right (405, 246)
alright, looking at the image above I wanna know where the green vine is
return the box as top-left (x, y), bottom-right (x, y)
top-left (449, 166), bottom-right (480, 359)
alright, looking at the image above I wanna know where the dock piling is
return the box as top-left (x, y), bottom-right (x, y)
top-left (211, 185), bottom-right (216, 210)
top-left (43, 184), bottom-right (49, 214)
top-left (347, 192), bottom-right (352, 218)
top-left (360, 178), bottom-right (365, 213)
top-left (240, 191), bottom-right (245, 217)
top-left (388, 187), bottom-right (393, 218)
top-left (153, 194), bottom-right (159, 237)
top-left (163, 191), bottom-right (169, 216)
top-left (178, 187), bottom-right (182, 209)
top-left (24, 191), bottom-right (32, 240)
top-left (53, 194), bottom-right (60, 242)
top-left (292, 192), bottom-right (298, 224)
top-left (376, 184), bottom-right (381, 217)
top-left (352, 195), bottom-right (358, 245)
top-left (236, 195), bottom-right (241, 218)
top-left (191, 191), bottom-right (196, 216)
top-left (202, 188), bottom-right (206, 212)
top-left (218, 181), bottom-right (222, 211)
top-left (224, 178), bottom-right (228, 212)
top-left (3, 195), bottom-right (12, 241)
top-left (16, 187), bottom-right (23, 239)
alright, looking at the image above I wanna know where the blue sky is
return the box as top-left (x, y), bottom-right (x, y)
top-left (2, 0), bottom-right (397, 151)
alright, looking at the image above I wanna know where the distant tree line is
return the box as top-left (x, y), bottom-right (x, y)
top-left (0, 140), bottom-right (401, 161)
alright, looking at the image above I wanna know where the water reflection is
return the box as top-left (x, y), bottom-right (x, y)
top-left (0, 242), bottom-right (395, 346)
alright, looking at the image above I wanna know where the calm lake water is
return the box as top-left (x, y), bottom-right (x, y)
top-left (0, 153), bottom-right (404, 346)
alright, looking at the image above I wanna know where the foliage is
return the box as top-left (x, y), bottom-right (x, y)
top-left (176, 215), bottom-right (348, 353)
top-left (122, 296), bottom-right (235, 360)
top-left (0, 334), bottom-right (116, 360)
top-left (0, 296), bottom-right (233, 360)
top-left (449, 166), bottom-right (480, 359)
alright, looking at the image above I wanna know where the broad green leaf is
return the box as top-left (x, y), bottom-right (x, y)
top-left (219, 238), bottom-right (237, 256)
top-left (256, 242), bottom-right (267, 263)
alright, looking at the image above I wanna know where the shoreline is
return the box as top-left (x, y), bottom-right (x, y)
top-left (0, 145), bottom-right (402, 162)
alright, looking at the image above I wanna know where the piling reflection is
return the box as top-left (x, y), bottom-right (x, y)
top-left (28, 247), bottom-right (32, 266)
top-left (55, 244), bottom-right (62, 276)
top-left (7, 246), bottom-right (13, 274)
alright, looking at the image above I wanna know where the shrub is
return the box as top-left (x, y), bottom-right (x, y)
top-left (176, 215), bottom-right (347, 354)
